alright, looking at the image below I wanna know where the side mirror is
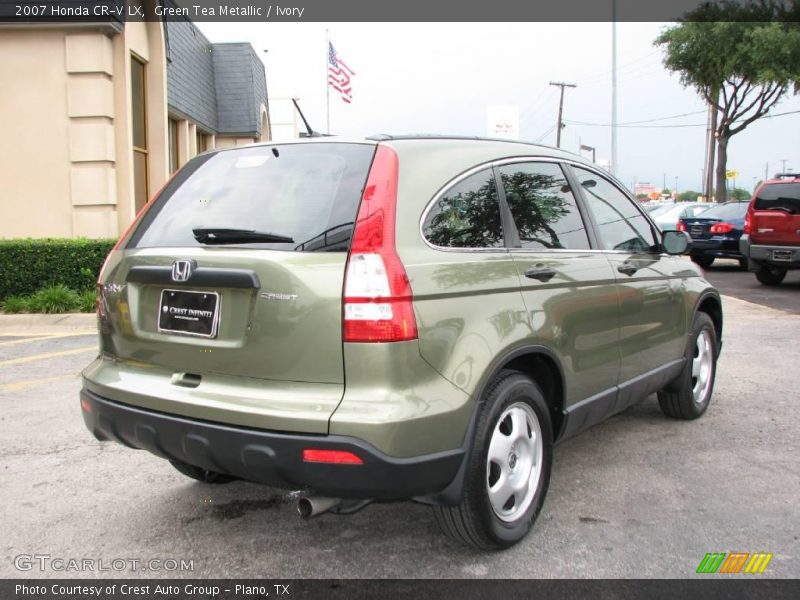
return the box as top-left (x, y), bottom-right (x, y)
top-left (662, 230), bottom-right (691, 255)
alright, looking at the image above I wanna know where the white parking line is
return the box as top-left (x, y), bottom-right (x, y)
top-left (0, 332), bottom-right (96, 348)
top-left (0, 346), bottom-right (97, 367)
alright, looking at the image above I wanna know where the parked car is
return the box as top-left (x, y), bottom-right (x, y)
top-left (645, 202), bottom-right (674, 215)
top-left (740, 174), bottom-right (800, 286)
top-left (81, 137), bottom-right (722, 550)
top-left (678, 201), bottom-right (749, 268)
top-left (652, 202), bottom-right (710, 231)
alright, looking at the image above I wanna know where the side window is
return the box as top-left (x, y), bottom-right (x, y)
top-left (573, 167), bottom-right (657, 252)
top-left (499, 161), bottom-right (590, 250)
top-left (422, 169), bottom-right (504, 248)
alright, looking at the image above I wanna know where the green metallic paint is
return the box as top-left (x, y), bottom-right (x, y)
top-left (330, 341), bottom-right (473, 457)
top-left (82, 357), bottom-right (341, 433)
top-left (98, 247), bottom-right (348, 384)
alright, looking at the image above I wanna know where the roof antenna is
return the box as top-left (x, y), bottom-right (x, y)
top-left (292, 97), bottom-right (321, 137)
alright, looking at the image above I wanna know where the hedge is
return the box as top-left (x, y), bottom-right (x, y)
top-left (0, 238), bottom-right (116, 299)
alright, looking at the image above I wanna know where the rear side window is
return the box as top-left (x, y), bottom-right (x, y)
top-left (696, 202), bottom-right (748, 220)
top-left (130, 143), bottom-right (376, 251)
top-left (754, 183), bottom-right (800, 214)
top-left (499, 162), bottom-right (590, 250)
top-left (573, 167), bottom-right (657, 252)
top-left (422, 169), bottom-right (504, 248)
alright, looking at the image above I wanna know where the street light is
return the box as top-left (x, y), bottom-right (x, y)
top-left (580, 144), bottom-right (596, 162)
top-left (674, 176), bottom-right (678, 196)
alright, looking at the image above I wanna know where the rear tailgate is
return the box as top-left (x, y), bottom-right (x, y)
top-left (87, 141), bottom-right (376, 432)
top-left (751, 182), bottom-right (800, 245)
top-left (684, 217), bottom-right (717, 240)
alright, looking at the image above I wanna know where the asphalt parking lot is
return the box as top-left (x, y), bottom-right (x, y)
top-left (1, 267), bottom-right (798, 579)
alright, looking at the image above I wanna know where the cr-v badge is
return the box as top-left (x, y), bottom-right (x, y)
top-left (260, 292), bottom-right (298, 301)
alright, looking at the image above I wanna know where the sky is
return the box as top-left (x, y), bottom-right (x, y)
top-left (199, 22), bottom-right (800, 195)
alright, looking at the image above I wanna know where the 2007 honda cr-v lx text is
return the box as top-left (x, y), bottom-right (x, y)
top-left (81, 136), bottom-right (723, 549)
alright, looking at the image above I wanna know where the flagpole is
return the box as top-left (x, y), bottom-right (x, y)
top-left (325, 28), bottom-right (330, 134)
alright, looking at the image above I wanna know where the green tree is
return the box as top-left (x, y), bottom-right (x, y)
top-left (656, 1), bottom-right (800, 202)
top-left (729, 187), bottom-right (752, 201)
top-left (679, 190), bottom-right (700, 202)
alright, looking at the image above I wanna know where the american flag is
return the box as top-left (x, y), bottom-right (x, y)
top-left (328, 42), bottom-right (355, 104)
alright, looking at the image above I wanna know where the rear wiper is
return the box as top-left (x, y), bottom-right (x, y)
top-left (192, 228), bottom-right (294, 244)
top-left (764, 206), bottom-right (796, 214)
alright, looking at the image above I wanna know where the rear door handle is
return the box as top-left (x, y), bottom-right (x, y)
top-left (524, 266), bottom-right (557, 282)
top-left (617, 262), bottom-right (639, 276)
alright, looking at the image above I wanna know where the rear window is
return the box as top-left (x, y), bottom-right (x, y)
top-left (754, 183), bottom-right (800, 214)
top-left (695, 202), bottom-right (748, 220)
top-left (130, 143), bottom-right (376, 251)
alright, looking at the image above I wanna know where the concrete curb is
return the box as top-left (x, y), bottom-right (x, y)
top-left (0, 312), bottom-right (96, 335)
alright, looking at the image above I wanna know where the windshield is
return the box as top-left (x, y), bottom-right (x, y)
top-left (754, 183), bottom-right (800, 214)
top-left (130, 143), bottom-right (376, 251)
top-left (695, 202), bottom-right (748, 221)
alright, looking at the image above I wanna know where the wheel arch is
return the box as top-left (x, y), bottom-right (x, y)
top-left (420, 344), bottom-right (566, 506)
top-left (694, 291), bottom-right (723, 354)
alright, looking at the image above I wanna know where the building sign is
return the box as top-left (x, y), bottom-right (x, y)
top-left (487, 105), bottom-right (519, 140)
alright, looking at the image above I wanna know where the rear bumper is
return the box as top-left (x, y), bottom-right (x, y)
top-left (689, 237), bottom-right (743, 259)
top-left (80, 388), bottom-right (463, 500)
top-left (739, 235), bottom-right (800, 270)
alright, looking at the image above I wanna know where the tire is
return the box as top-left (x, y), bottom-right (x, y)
top-left (691, 255), bottom-right (715, 268)
top-left (433, 371), bottom-right (553, 550)
top-left (657, 312), bottom-right (717, 420)
top-left (170, 460), bottom-right (237, 484)
top-left (755, 267), bottom-right (787, 286)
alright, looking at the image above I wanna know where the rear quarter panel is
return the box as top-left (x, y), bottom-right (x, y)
top-left (388, 140), bottom-right (568, 403)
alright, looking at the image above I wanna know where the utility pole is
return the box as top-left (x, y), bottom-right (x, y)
top-left (611, 0), bottom-right (618, 176)
top-left (550, 81), bottom-right (576, 148)
top-left (781, 158), bottom-right (788, 173)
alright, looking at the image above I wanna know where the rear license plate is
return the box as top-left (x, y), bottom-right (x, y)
top-left (690, 226), bottom-right (703, 238)
top-left (772, 249), bottom-right (792, 262)
top-left (158, 289), bottom-right (220, 338)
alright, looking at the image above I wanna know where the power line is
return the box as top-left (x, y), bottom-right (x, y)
top-left (618, 109), bottom-right (707, 125)
top-left (566, 108), bottom-right (800, 129)
top-left (534, 123), bottom-right (558, 142)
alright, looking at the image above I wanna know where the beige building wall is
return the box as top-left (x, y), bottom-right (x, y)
top-left (0, 10), bottom-right (168, 239)
top-left (1, 9), bottom-right (266, 240)
top-left (0, 30), bottom-right (75, 238)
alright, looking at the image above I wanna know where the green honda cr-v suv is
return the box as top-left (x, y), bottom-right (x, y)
top-left (81, 136), bottom-right (722, 549)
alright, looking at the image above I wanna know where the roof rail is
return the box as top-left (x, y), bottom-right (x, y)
top-left (365, 133), bottom-right (571, 152)
top-left (773, 173), bottom-right (800, 179)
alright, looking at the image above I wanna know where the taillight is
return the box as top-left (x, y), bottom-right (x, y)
top-left (709, 222), bottom-right (734, 234)
top-left (343, 146), bottom-right (418, 343)
top-left (743, 212), bottom-right (752, 235)
top-left (676, 221), bottom-right (687, 232)
top-left (302, 449), bottom-right (364, 465)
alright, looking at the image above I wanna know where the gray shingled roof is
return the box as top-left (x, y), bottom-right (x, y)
top-left (165, 19), bottom-right (267, 137)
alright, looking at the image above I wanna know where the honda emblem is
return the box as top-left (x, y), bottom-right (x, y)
top-left (171, 260), bottom-right (194, 282)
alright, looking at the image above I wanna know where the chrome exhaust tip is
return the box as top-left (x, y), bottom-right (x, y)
top-left (297, 496), bottom-right (342, 519)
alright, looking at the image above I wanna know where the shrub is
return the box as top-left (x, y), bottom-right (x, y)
top-left (0, 238), bottom-right (115, 299)
top-left (1, 295), bottom-right (31, 314)
top-left (77, 288), bottom-right (97, 313)
top-left (26, 285), bottom-right (81, 314)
